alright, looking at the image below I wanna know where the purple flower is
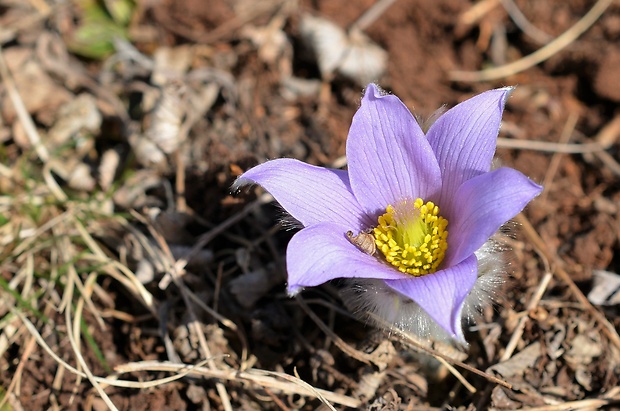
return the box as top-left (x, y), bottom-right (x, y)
top-left (234, 84), bottom-right (542, 342)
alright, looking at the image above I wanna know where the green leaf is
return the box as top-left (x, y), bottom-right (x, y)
top-left (0, 386), bottom-right (15, 411)
top-left (103, 0), bottom-right (135, 26)
top-left (67, 0), bottom-right (129, 59)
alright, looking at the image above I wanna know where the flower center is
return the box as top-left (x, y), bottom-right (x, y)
top-left (373, 198), bottom-right (448, 276)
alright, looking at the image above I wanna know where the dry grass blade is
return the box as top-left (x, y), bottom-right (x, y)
top-left (287, 367), bottom-right (337, 411)
top-left (349, 0), bottom-right (399, 32)
top-left (114, 361), bottom-right (361, 408)
top-left (459, 0), bottom-right (500, 26)
top-left (0, 333), bottom-right (36, 410)
top-left (11, 208), bottom-right (74, 257)
top-left (63, 245), bottom-right (105, 329)
top-left (12, 310), bottom-right (224, 389)
top-left (0, 45), bottom-right (49, 162)
top-left (496, 138), bottom-right (606, 154)
top-left (132, 210), bottom-right (234, 411)
top-left (74, 220), bottom-right (156, 313)
top-left (499, 0), bottom-right (552, 44)
top-left (518, 386), bottom-right (620, 411)
top-left (449, 0), bottom-right (613, 81)
top-left (593, 149), bottom-right (620, 176)
top-left (65, 267), bottom-right (119, 411)
top-left (6, 259), bottom-right (118, 409)
top-left (0, 45), bottom-right (67, 202)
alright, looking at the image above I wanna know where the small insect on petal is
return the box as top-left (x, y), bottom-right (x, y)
top-left (346, 230), bottom-right (377, 256)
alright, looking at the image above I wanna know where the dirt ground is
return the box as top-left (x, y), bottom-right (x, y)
top-left (0, 0), bottom-right (619, 409)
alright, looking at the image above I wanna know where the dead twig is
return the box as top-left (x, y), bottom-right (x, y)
top-left (515, 213), bottom-right (620, 351)
top-left (435, 355), bottom-right (477, 393)
top-left (540, 111), bottom-right (579, 203)
top-left (581, 113), bottom-right (620, 176)
top-left (301, 291), bottom-right (505, 392)
top-left (262, 387), bottom-right (292, 411)
top-left (160, 192), bottom-right (274, 289)
top-left (500, 270), bottom-right (553, 362)
top-left (296, 296), bottom-right (376, 366)
top-left (368, 313), bottom-right (513, 390)
top-left (156, 0), bottom-right (283, 44)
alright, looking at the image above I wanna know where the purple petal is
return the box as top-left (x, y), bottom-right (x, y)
top-left (384, 254), bottom-right (478, 342)
top-left (234, 158), bottom-right (373, 230)
top-left (427, 88), bottom-right (513, 207)
top-left (347, 84), bottom-right (441, 215)
top-left (445, 167), bottom-right (542, 266)
top-left (286, 222), bottom-right (407, 294)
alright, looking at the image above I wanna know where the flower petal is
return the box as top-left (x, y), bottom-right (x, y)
top-left (445, 167), bottom-right (542, 266)
top-left (427, 87), bottom-right (513, 206)
top-left (347, 84), bottom-right (441, 215)
top-left (384, 254), bottom-right (478, 342)
top-left (234, 158), bottom-right (373, 229)
top-left (286, 222), bottom-right (407, 294)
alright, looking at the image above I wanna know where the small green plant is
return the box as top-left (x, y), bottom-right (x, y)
top-left (67, 0), bottom-right (136, 59)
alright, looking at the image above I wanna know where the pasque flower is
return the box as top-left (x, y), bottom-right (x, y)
top-left (234, 85), bottom-right (542, 342)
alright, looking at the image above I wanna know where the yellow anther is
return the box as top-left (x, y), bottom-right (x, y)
top-left (373, 198), bottom-right (449, 277)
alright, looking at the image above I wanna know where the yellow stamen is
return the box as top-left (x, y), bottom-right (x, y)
top-left (373, 198), bottom-right (448, 276)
